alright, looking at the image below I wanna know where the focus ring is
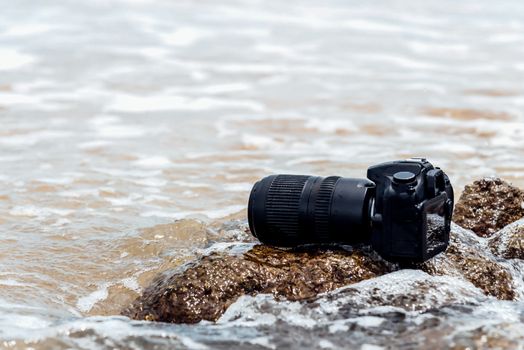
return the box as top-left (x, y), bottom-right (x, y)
top-left (314, 176), bottom-right (340, 241)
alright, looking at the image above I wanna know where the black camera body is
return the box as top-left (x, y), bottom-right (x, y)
top-left (367, 158), bottom-right (453, 263)
top-left (248, 158), bottom-right (454, 263)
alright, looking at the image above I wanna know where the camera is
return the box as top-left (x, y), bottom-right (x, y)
top-left (247, 158), bottom-right (454, 263)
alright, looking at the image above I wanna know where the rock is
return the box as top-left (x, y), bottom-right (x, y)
top-left (122, 244), bottom-right (392, 323)
top-left (488, 219), bottom-right (524, 260)
top-left (422, 224), bottom-right (516, 300)
top-left (216, 271), bottom-right (501, 350)
top-left (306, 269), bottom-right (486, 315)
top-left (220, 270), bottom-right (486, 324)
top-left (453, 178), bottom-right (524, 237)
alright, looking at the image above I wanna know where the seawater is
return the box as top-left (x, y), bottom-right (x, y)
top-left (0, 0), bottom-right (523, 348)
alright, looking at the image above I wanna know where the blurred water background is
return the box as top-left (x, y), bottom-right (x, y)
top-left (1, 0), bottom-right (524, 348)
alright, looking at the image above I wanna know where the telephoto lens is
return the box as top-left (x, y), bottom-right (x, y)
top-left (247, 158), bottom-right (454, 263)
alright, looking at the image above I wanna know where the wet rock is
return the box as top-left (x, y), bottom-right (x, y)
top-left (333, 270), bottom-right (485, 312)
top-left (122, 245), bottom-right (392, 323)
top-left (453, 178), bottom-right (524, 237)
top-left (488, 218), bottom-right (524, 260)
top-left (216, 271), bottom-right (503, 350)
top-left (422, 224), bottom-right (516, 300)
top-left (220, 270), bottom-right (486, 324)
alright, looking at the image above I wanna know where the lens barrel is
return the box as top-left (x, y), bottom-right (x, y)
top-left (248, 175), bottom-right (375, 246)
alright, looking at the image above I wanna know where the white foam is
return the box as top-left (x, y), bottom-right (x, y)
top-left (191, 70), bottom-right (209, 81)
top-left (138, 47), bottom-right (169, 60)
top-left (328, 321), bottom-right (349, 333)
top-left (344, 19), bottom-right (403, 33)
top-left (361, 345), bottom-right (385, 350)
top-left (488, 33), bottom-right (523, 44)
top-left (143, 194), bottom-right (170, 202)
top-left (195, 83), bottom-right (250, 94)
top-left (162, 27), bottom-right (209, 47)
top-left (0, 314), bottom-right (52, 331)
top-left (356, 53), bottom-right (440, 70)
top-left (140, 204), bottom-right (244, 220)
top-left (204, 204), bottom-right (245, 218)
top-left (8, 206), bottom-right (74, 218)
top-left (407, 41), bottom-right (469, 55)
top-left (172, 180), bottom-right (213, 188)
top-left (255, 43), bottom-right (301, 59)
top-left (0, 48), bottom-right (34, 70)
top-left (96, 124), bottom-right (146, 139)
top-left (0, 279), bottom-right (26, 287)
top-left (77, 283), bottom-right (110, 313)
top-left (140, 210), bottom-right (193, 219)
top-left (319, 339), bottom-right (335, 349)
top-left (120, 277), bottom-right (140, 292)
top-left (11, 79), bottom-right (55, 92)
top-left (223, 183), bottom-right (252, 192)
top-left (93, 167), bottom-right (161, 178)
top-left (348, 316), bottom-right (384, 328)
top-left (59, 189), bottom-right (99, 198)
top-left (77, 140), bottom-right (113, 150)
top-left (108, 93), bottom-right (264, 113)
top-left (133, 156), bottom-right (172, 169)
top-left (0, 92), bottom-right (43, 106)
top-left (248, 336), bottom-right (276, 349)
top-left (105, 195), bottom-right (138, 206)
top-left (37, 177), bottom-right (74, 185)
top-left (3, 316), bottom-right (196, 346)
top-left (221, 293), bottom-right (321, 329)
top-left (90, 115), bottom-right (122, 126)
top-left (132, 178), bottom-right (168, 187)
top-left (3, 24), bottom-right (53, 37)
top-left (305, 118), bottom-right (357, 133)
top-left (51, 218), bottom-right (71, 227)
top-left (241, 134), bottom-right (280, 150)
top-left (215, 118), bottom-right (236, 138)
top-left (0, 130), bottom-right (72, 147)
top-left (88, 115), bottom-right (148, 139)
top-left (176, 338), bottom-right (208, 350)
top-left (201, 242), bottom-right (255, 256)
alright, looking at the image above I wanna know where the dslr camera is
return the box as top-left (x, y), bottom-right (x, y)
top-left (248, 158), bottom-right (453, 263)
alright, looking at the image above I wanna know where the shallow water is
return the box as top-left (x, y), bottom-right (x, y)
top-left (0, 0), bottom-right (524, 348)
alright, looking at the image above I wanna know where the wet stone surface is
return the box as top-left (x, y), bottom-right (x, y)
top-left (213, 270), bottom-right (491, 349)
top-left (122, 245), bottom-right (393, 323)
top-left (488, 218), bottom-right (524, 260)
top-left (421, 224), bottom-right (517, 300)
top-left (453, 178), bottom-right (524, 237)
